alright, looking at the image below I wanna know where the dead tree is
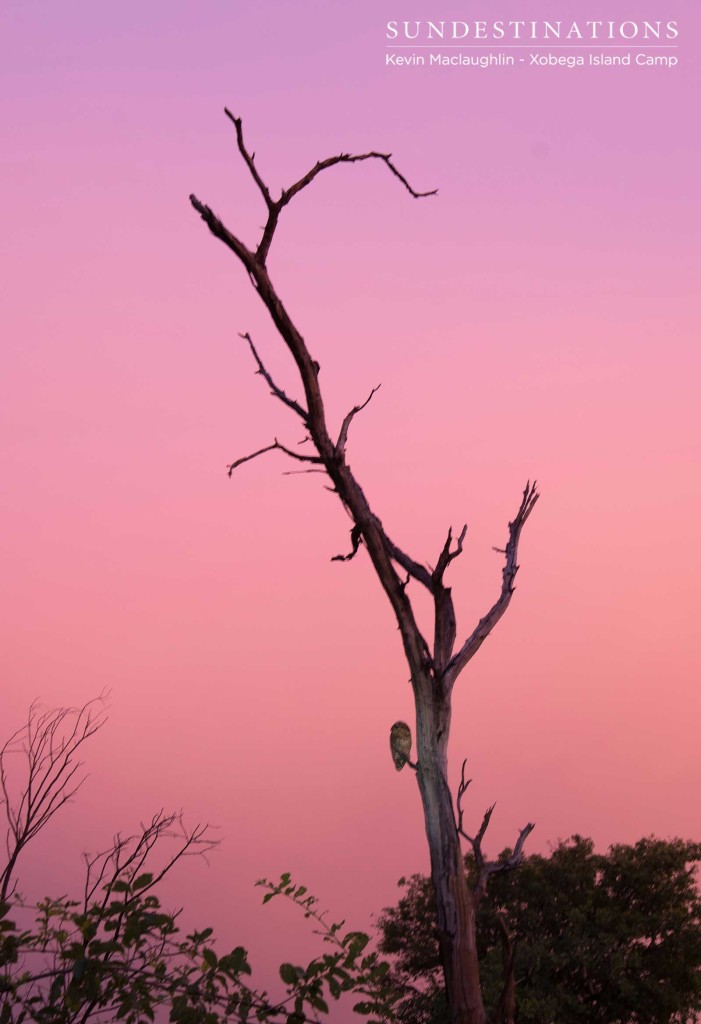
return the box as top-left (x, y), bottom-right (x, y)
top-left (190, 113), bottom-right (538, 1024)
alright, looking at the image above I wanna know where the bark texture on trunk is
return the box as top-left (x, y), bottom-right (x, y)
top-left (415, 679), bottom-right (486, 1024)
top-left (190, 120), bottom-right (537, 1024)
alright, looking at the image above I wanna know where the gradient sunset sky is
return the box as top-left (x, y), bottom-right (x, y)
top-left (2, 0), bottom-right (700, 1008)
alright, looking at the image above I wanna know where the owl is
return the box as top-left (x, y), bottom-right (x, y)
top-left (390, 721), bottom-right (412, 771)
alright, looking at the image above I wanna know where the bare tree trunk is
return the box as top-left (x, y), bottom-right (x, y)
top-left (416, 683), bottom-right (486, 1024)
top-left (189, 113), bottom-right (537, 1024)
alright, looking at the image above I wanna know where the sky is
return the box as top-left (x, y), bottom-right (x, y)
top-left (2, 0), bottom-right (700, 1012)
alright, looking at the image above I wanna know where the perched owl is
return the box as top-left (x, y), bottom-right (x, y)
top-left (390, 721), bottom-right (413, 771)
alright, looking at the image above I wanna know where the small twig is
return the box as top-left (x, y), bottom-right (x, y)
top-left (1, 696), bottom-right (108, 901)
top-left (227, 439), bottom-right (322, 476)
top-left (331, 524), bottom-right (363, 563)
top-left (240, 332), bottom-right (308, 421)
top-left (335, 385), bottom-right (381, 455)
top-left (456, 759), bottom-right (472, 839)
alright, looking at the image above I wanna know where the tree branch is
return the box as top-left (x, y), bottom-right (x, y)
top-left (384, 536), bottom-right (433, 590)
top-left (431, 525), bottom-right (467, 674)
top-left (283, 150), bottom-right (438, 206)
top-left (335, 385), bottom-right (381, 456)
top-left (191, 120), bottom-right (438, 681)
top-left (474, 823), bottom-right (536, 900)
top-left (224, 109), bottom-right (274, 210)
top-left (227, 439), bottom-right (322, 476)
top-left (210, 112), bottom-right (437, 266)
top-left (1, 695), bottom-right (108, 901)
top-left (331, 524), bottom-right (363, 563)
top-left (456, 759), bottom-right (534, 900)
top-left (189, 194), bottom-right (256, 268)
top-left (432, 525), bottom-right (468, 586)
top-left (444, 482), bottom-right (539, 688)
top-left (456, 760), bottom-right (473, 842)
top-left (240, 332), bottom-right (308, 421)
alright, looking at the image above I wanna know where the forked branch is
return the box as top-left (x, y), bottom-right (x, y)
top-left (457, 759), bottom-right (535, 900)
top-left (192, 122), bottom-right (538, 696)
top-left (212, 110), bottom-right (437, 265)
top-left (473, 822), bottom-right (535, 900)
top-left (431, 524), bottom-right (468, 673)
top-left (227, 439), bottom-right (322, 476)
top-left (433, 525), bottom-right (468, 585)
top-left (444, 481), bottom-right (539, 688)
top-left (83, 809), bottom-right (218, 912)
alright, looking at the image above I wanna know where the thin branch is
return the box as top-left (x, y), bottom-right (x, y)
top-left (189, 194), bottom-right (256, 269)
top-left (444, 482), bottom-right (539, 688)
top-left (227, 439), bottom-right (322, 476)
top-left (240, 332), bottom-right (308, 421)
top-left (331, 524), bottom-right (363, 563)
top-left (224, 109), bottom-right (273, 210)
top-left (460, 803), bottom-right (496, 875)
top-left (455, 759), bottom-right (472, 842)
top-left (1, 695), bottom-right (108, 901)
top-left (433, 524), bottom-right (468, 585)
top-left (83, 811), bottom-right (217, 914)
top-left (283, 151), bottom-right (438, 206)
top-left (335, 385), bottom-right (381, 456)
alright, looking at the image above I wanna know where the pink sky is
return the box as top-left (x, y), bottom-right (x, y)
top-left (2, 0), bottom-right (700, 1010)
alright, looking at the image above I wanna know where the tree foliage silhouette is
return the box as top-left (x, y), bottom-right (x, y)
top-left (378, 835), bottom-right (701, 1024)
top-left (0, 700), bottom-right (401, 1024)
